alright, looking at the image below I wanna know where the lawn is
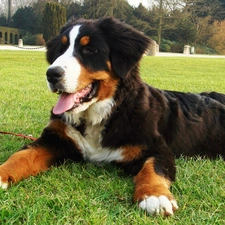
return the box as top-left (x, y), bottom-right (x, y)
top-left (0, 51), bottom-right (224, 225)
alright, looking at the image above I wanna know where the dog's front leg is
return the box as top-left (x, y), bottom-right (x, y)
top-left (0, 148), bottom-right (55, 189)
top-left (133, 158), bottom-right (178, 216)
top-left (0, 119), bottom-right (82, 189)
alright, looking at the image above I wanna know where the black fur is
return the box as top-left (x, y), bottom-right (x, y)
top-left (46, 17), bottom-right (224, 182)
top-left (1, 18), bottom-right (224, 215)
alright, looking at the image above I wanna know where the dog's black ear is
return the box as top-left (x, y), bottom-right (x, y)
top-left (46, 21), bottom-right (75, 64)
top-left (46, 35), bottom-right (61, 64)
top-left (97, 17), bottom-right (152, 78)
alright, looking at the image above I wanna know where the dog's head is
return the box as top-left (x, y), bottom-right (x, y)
top-left (46, 17), bottom-right (151, 115)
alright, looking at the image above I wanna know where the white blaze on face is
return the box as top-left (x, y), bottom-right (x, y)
top-left (47, 25), bottom-right (81, 93)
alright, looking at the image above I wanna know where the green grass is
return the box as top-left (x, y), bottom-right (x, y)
top-left (0, 51), bottom-right (225, 224)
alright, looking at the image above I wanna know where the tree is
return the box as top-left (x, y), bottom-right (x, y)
top-left (175, 18), bottom-right (197, 44)
top-left (195, 16), bottom-right (215, 45)
top-left (194, 0), bottom-right (225, 21)
top-left (0, 0), bottom-right (37, 22)
top-left (157, 0), bottom-right (163, 46)
top-left (87, 0), bottom-right (132, 20)
top-left (32, 0), bottom-right (49, 34)
top-left (132, 3), bottom-right (159, 37)
top-left (208, 20), bottom-right (225, 54)
top-left (65, 2), bottom-right (83, 20)
top-left (0, 14), bottom-right (7, 26)
top-left (1, 0), bottom-right (224, 53)
top-left (8, 0), bottom-right (12, 25)
top-left (42, 2), bottom-right (66, 42)
top-left (133, 3), bottom-right (151, 22)
top-left (82, 0), bottom-right (101, 19)
top-left (12, 6), bottom-right (37, 33)
top-left (148, 0), bottom-right (185, 46)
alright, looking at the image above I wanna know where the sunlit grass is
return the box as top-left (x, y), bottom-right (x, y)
top-left (141, 57), bottom-right (225, 92)
top-left (0, 51), bottom-right (224, 224)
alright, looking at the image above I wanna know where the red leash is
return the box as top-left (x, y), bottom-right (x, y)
top-left (0, 131), bottom-right (37, 141)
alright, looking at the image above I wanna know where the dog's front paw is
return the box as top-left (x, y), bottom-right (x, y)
top-left (0, 176), bottom-right (10, 190)
top-left (139, 195), bottom-right (178, 216)
top-left (0, 166), bottom-right (15, 190)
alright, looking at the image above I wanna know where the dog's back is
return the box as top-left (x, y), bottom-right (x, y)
top-left (160, 89), bottom-right (225, 158)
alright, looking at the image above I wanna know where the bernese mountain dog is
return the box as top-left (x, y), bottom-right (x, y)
top-left (0, 17), bottom-right (224, 216)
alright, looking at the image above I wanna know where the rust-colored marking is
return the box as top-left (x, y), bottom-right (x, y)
top-left (47, 119), bottom-right (68, 136)
top-left (133, 158), bottom-right (173, 203)
top-left (61, 35), bottom-right (68, 45)
top-left (0, 120), bottom-right (80, 187)
top-left (0, 147), bottom-right (53, 185)
top-left (80, 36), bottom-right (90, 46)
top-left (47, 120), bottom-right (81, 153)
top-left (76, 64), bottom-right (119, 101)
top-left (120, 145), bottom-right (143, 162)
top-left (107, 61), bottom-right (112, 71)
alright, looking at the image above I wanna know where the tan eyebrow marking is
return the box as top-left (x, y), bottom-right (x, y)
top-left (80, 36), bottom-right (90, 46)
top-left (61, 35), bottom-right (68, 45)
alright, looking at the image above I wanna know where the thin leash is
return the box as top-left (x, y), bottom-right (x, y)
top-left (0, 39), bottom-right (42, 142)
top-left (0, 131), bottom-right (37, 141)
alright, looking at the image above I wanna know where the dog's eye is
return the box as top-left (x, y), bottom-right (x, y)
top-left (83, 47), bottom-right (98, 55)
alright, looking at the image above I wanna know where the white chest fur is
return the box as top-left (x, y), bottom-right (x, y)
top-left (66, 122), bottom-right (123, 162)
top-left (64, 98), bottom-right (124, 162)
top-left (63, 97), bottom-right (115, 126)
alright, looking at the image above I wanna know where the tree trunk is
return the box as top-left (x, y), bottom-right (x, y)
top-left (8, 0), bottom-right (12, 26)
top-left (157, 0), bottom-right (163, 47)
top-left (43, 2), bottom-right (66, 42)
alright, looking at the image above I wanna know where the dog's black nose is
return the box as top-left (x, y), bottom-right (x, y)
top-left (46, 67), bottom-right (65, 85)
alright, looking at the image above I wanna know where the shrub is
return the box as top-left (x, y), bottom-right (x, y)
top-left (160, 43), bottom-right (170, 52)
top-left (195, 45), bottom-right (216, 55)
top-left (170, 43), bottom-right (183, 53)
top-left (22, 32), bottom-right (36, 45)
top-left (22, 33), bottom-right (45, 45)
top-left (35, 34), bottom-right (45, 45)
top-left (175, 18), bottom-right (197, 44)
top-left (207, 20), bottom-right (225, 55)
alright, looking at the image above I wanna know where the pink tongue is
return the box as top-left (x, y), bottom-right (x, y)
top-left (53, 85), bottom-right (92, 115)
top-left (53, 93), bottom-right (76, 115)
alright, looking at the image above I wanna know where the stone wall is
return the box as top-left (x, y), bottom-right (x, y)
top-left (0, 26), bottom-right (26, 45)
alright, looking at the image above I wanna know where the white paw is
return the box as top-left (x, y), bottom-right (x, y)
top-left (139, 195), bottom-right (178, 216)
top-left (0, 177), bottom-right (9, 190)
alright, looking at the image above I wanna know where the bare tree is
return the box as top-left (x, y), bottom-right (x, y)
top-left (13, 0), bottom-right (36, 7)
top-left (84, 0), bottom-right (130, 20)
top-left (148, 0), bottom-right (189, 46)
top-left (0, 0), bottom-right (37, 17)
top-left (7, 0), bottom-right (11, 25)
top-left (0, 0), bottom-right (9, 16)
top-left (157, 0), bottom-right (163, 46)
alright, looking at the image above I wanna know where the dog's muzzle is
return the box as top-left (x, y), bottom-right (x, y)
top-left (46, 66), bottom-right (65, 85)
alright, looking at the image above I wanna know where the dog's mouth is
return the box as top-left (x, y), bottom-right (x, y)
top-left (53, 82), bottom-right (99, 115)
